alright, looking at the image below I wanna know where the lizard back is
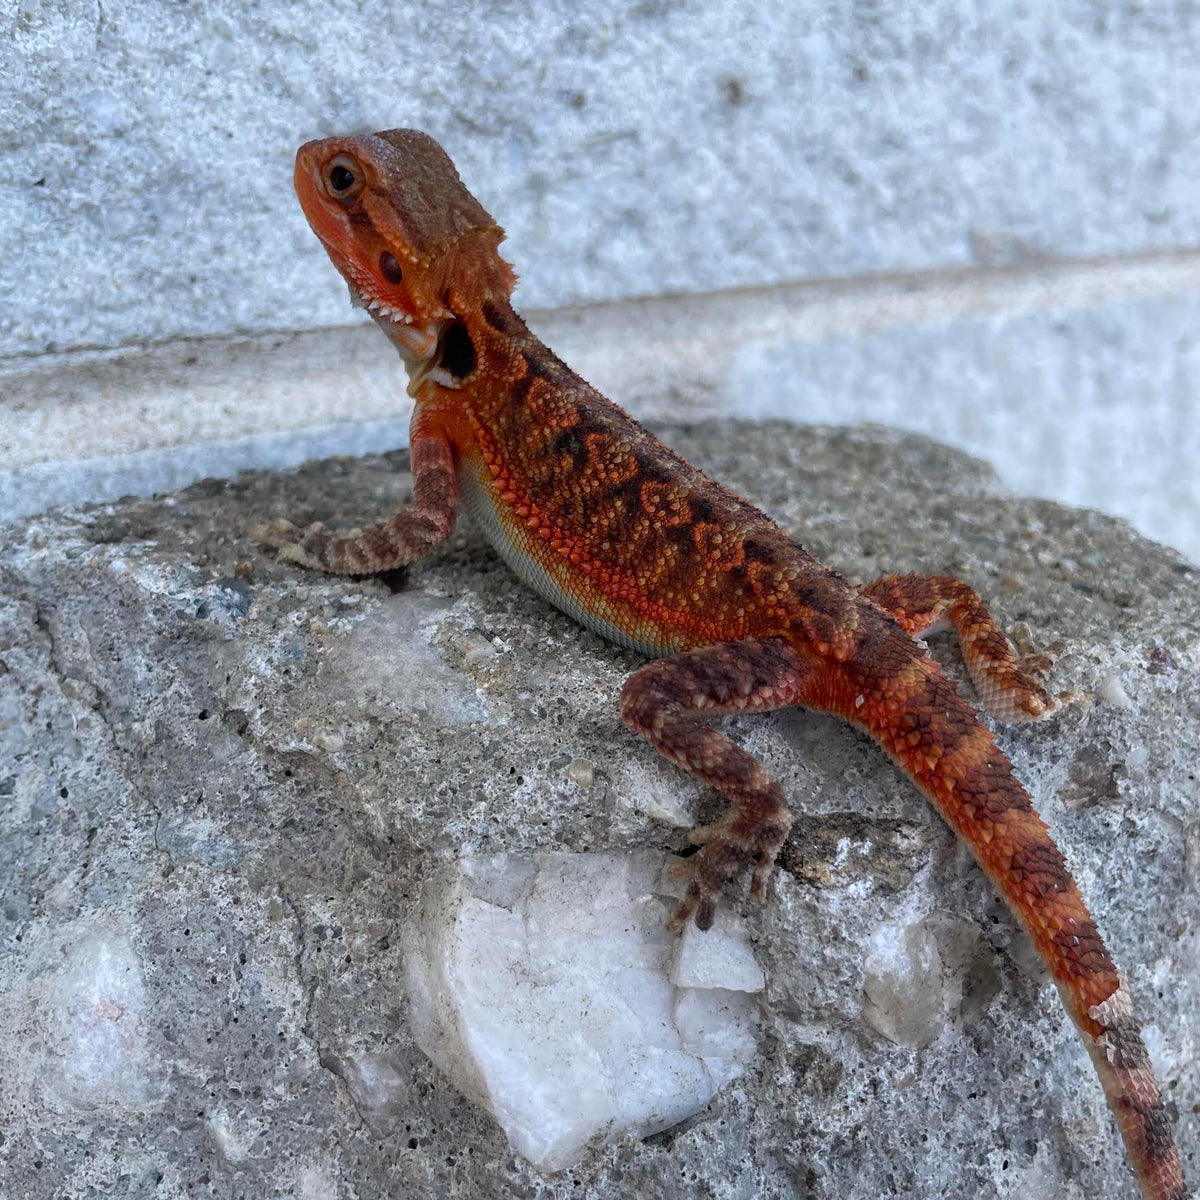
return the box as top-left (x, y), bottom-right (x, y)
top-left (452, 298), bottom-right (867, 662)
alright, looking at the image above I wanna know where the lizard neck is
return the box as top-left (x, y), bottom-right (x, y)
top-left (460, 294), bottom-right (570, 404)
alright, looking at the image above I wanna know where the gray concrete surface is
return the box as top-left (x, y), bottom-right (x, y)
top-left (1, 420), bottom-right (1195, 1199)
top-left (3, 1), bottom-right (1200, 357)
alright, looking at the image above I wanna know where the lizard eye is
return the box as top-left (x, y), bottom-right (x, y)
top-left (379, 252), bottom-right (404, 283)
top-left (324, 153), bottom-right (364, 202)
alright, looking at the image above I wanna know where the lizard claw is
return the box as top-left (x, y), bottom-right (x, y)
top-left (248, 519), bottom-right (333, 571)
top-left (666, 879), bottom-right (715, 933)
top-left (666, 809), bottom-right (789, 932)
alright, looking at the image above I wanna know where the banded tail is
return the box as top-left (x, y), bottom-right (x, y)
top-left (836, 645), bottom-right (1186, 1200)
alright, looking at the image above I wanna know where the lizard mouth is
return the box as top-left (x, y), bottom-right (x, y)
top-left (404, 339), bottom-right (463, 397)
top-left (347, 283), bottom-right (446, 365)
top-left (352, 285), bottom-right (448, 328)
top-left (404, 321), bottom-right (475, 397)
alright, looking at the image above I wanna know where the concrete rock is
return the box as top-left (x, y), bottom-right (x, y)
top-left (0, 420), bottom-right (1195, 1198)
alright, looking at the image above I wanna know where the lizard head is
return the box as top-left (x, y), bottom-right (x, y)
top-left (294, 129), bottom-right (516, 366)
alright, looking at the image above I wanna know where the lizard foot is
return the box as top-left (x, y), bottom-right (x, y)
top-left (666, 808), bottom-right (790, 932)
top-left (248, 518), bottom-right (347, 572)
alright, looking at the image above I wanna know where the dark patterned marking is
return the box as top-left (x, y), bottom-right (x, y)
top-left (665, 521), bottom-right (700, 553)
top-left (482, 299), bottom-right (516, 333)
top-left (788, 572), bottom-right (858, 647)
top-left (1125, 1090), bottom-right (1177, 1164)
top-left (552, 427), bottom-right (583, 459)
top-left (1100, 1012), bottom-right (1153, 1070)
top-left (510, 372), bottom-right (538, 407)
top-left (346, 206), bottom-right (376, 235)
top-left (548, 407), bottom-right (612, 470)
top-left (790, 572), bottom-right (849, 615)
top-left (594, 464), bottom-right (675, 544)
top-left (611, 462), bottom-right (674, 505)
top-left (843, 605), bottom-right (907, 672)
top-left (523, 352), bottom-right (558, 381)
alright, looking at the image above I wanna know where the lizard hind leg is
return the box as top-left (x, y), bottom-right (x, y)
top-left (861, 572), bottom-right (1059, 723)
top-left (619, 638), bottom-right (813, 931)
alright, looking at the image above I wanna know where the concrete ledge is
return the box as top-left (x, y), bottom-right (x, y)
top-left (5, 250), bottom-right (1200, 561)
top-left (6, 1), bottom-right (1200, 357)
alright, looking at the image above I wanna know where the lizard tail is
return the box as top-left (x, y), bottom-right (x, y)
top-left (830, 648), bottom-right (1187, 1200)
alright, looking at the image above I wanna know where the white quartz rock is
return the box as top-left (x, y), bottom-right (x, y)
top-left (861, 911), bottom-right (964, 1048)
top-left (0, 920), bottom-right (165, 1114)
top-left (402, 851), bottom-right (763, 1170)
top-left (671, 913), bottom-right (766, 993)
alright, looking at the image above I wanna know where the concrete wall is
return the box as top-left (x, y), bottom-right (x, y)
top-left (3, 1), bottom-right (1200, 559)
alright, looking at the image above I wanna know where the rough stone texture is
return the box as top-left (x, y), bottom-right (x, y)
top-left (0, 420), bottom-right (1196, 1199)
top-left (4, 1), bottom-right (1200, 357)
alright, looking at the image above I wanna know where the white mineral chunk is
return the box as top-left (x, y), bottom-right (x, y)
top-left (861, 913), bottom-right (962, 1048)
top-left (1097, 673), bottom-right (1134, 709)
top-left (672, 988), bottom-right (760, 1062)
top-left (671, 913), bottom-right (766, 993)
top-left (334, 1052), bottom-right (412, 1117)
top-left (608, 757), bottom-right (695, 828)
top-left (2, 922), bottom-right (165, 1112)
top-left (402, 851), bottom-right (763, 1170)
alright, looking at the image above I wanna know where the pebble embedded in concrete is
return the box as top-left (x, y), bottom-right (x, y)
top-left (1, 923), bottom-right (165, 1114)
top-left (402, 851), bottom-right (763, 1170)
top-left (861, 912), bottom-right (961, 1048)
top-left (322, 593), bottom-right (489, 727)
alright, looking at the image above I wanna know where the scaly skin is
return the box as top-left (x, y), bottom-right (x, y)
top-left (255, 129), bottom-right (1187, 1200)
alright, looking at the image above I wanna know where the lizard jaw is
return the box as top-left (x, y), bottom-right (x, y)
top-left (347, 282), bottom-right (446, 364)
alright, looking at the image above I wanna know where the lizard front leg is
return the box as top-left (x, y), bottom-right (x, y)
top-left (620, 638), bottom-right (813, 931)
top-left (861, 572), bottom-right (1059, 722)
top-left (253, 421), bottom-right (457, 576)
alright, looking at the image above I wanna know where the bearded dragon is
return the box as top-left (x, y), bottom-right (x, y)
top-left (254, 128), bottom-right (1187, 1200)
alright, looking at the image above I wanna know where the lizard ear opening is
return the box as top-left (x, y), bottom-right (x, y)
top-left (438, 322), bottom-right (476, 381)
top-left (379, 252), bottom-right (404, 283)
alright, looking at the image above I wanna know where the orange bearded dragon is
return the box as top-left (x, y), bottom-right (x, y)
top-left (254, 128), bottom-right (1187, 1200)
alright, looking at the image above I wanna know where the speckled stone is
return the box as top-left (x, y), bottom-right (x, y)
top-left (0, 420), bottom-right (1195, 1199)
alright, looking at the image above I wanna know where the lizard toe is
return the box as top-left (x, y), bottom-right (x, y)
top-left (247, 517), bottom-right (300, 549)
